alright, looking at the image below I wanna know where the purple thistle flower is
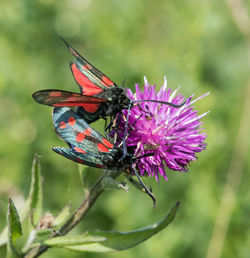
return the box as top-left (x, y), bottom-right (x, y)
top-left (113, 77), bottom-right (209, 181)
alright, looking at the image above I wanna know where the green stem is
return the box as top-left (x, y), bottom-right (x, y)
top-left (23, 170), bottom-right (120, 258)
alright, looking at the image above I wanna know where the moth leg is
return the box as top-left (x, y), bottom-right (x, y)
top-left (104, 117), bottom-right (114, 139)
top-left (104, 115), bottom-right (116, 133)
top-left (131, 165), bottom-right (156, 208)
top-left (104, 117), bottom-right (108, 131)
top-left (118, 103), bottom-right (133, 162)
top-left (111, 123), bottom-right (119, 144)
top-left (103, 118), bottom-right (111, 138)
top-left (117, 113), bottom-right (143, 148)
top-left (126, 113), bottom-right (143, 136)
top-left (112, 114), bottom-right (122, 144)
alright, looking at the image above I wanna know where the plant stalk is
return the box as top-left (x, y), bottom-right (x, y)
top-left (24, 170), bottom-right (120, 258)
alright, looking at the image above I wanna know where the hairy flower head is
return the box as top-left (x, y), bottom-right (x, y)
top-left (113, 77), bottom-right (209, 181)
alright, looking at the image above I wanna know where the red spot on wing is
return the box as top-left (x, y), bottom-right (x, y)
top-left (76, 157), bottom-right (85, 163)
top-left (76, 132), bottom-right (85, 142)
top-left (68, 117), bottom-right (76, 126)
top-left (97, 164), bottom-right (105, 168)
top-left (71, 64), bottom-right (103, 95)
top-left (81, 103), bottom-right (100, 113)
top-left (59, 121), bottom-right (67, 129)
top-left (74, 146), bottom-right (87, 154)
top-left (102, 76), bottom-right (114, 87)
top-left (53, 94), bottom-right (106, 108)
top-left (102, 138), bottom-right (114, 148)
top-left (98, 143), bottom-right (109, 152)
top-left (49, 91), bottom-right (62, 97)
top-left (83, 128), bottom-right (92, 136)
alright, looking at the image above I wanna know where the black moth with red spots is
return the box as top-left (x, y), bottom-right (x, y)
top-left (32, 37), bottom-right (185, 124)
top-left (53, 107), bottom-right (156, 206)
top-left (53, 107), bottom-right (131, 169)
top-left (33, 37), bottom-right (130, 124)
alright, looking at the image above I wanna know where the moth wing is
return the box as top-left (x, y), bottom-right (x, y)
top-left (60, 37), bottom-right (118, 95)
top-left (33, 90), bottom-right (106, 113)
top-left (53, 107), bottom-right (115, 156)
top-left (52, 147), bottom-right (106, 168)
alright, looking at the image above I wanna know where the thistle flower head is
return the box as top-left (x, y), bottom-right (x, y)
top-left (113, 77), bottom-right (209, 181)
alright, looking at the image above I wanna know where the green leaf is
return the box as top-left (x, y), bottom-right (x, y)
top-left (44, 202), bottom-right (180, 252)
top-left (7, 199), bottom-right (22, 243)
top-left (31, 229), bottom-right (54, 245)
top-left (0, 155), bottom-right (43, 246)
top-left (27, 154), bottom-right (43, 226)
top-left (44, 233), bottom-right (106, 246)
top-left (7, 198), bottom-right (22, 257)
top-left (54, 204), bottom-right (71, 227)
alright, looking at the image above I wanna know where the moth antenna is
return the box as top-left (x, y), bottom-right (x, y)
top-left (137, 103), bottom-right (151, 115)
top-left (132, 152), bottom-right (155, 161)
top-left (132, 99), bottom-right (186, 108)
top-left (59, 36), bottom-right (80, 59)
top-left (121, 79), bottom-right (126, 89)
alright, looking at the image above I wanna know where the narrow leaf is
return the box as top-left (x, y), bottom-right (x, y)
top-left (0, 155), bottom-right (43, 247)
top-left (54, 204), bottom-right (71, 227)
top-left (27, 154), bottom-right (43, 226)
top-left (31, 229), bottom-right (54, 245)
top-left (44, 233), bottom-right (106, 246)
top-left (7, 198), bottom-right (22, 257)
top-left (44, 202), bottom-right (180, 252)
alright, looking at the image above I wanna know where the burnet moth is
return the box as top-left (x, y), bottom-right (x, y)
top-left (33, 37), bottom-right (185, 123)
top-left (52, 107), bottom-right (156, 206)
top-left (32, 38), bottom-right (186, 160)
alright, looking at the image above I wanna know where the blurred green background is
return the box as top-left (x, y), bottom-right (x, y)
top-left (0, 0), bottom-right (250, 257)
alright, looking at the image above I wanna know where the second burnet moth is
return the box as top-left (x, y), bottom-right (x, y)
top-left (52, 106), bottom-right (156, 206)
